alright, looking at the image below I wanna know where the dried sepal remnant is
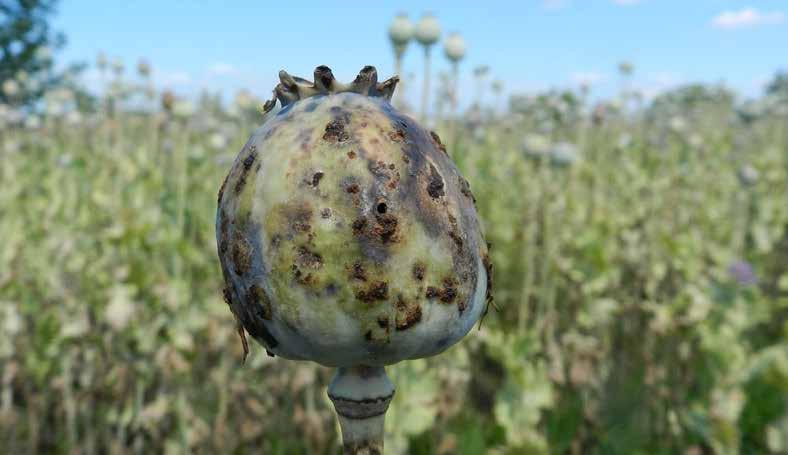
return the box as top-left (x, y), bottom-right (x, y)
top-left (478, 247), bottom-right (496, 329)
top-left (236, 318), bottom-right (250, 364)
top-left (263, 65), bottom-right (400, 113)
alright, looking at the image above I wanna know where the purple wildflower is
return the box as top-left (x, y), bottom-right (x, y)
top-left (728, 260), bottom-right (758, 286)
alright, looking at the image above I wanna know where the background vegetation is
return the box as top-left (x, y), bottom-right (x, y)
top-left (1, 5), bottom-right (787, 454)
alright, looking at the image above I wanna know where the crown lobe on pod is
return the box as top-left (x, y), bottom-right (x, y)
top-left (263, 65), bottom-right (400, 113)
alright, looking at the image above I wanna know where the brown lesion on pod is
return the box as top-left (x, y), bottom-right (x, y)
top-left (349, 261), bottom-right (367, 282)
top-left (426, 277), bottom-right (460, 307)
top-left (247, 284), bottom-right (273, 320)
top-left (295, 246), bottom-right (323, 269)
top-left (412, 262), bottom-right (426, 281)
top-left (426, 163), bottom-right (445, 199)
top-left (355, 280), bottom-right (389, 303)
top-left (234, 146), bottom-right (258, 194)
top-left (231, 230), bottom-right (252, 276)
top-left (429, 131), bottom-right (448, 155)
top-left (395, 297), bottom-right (422, 331)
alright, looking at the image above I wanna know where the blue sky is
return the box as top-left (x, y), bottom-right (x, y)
top-left (53, 1), bottom-right (787, 108)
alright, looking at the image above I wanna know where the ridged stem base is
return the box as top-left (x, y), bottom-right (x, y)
top-left (327, 366), bottom-right (395, 455)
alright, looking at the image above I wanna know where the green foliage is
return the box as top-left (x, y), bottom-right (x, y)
top-left (0, 0), bottom-right (70, 105)
top-left (0, 70), bottom-right (786, 454)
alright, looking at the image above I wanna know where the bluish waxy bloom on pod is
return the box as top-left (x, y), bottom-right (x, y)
top-left (728, 260), bottom-right (758, 286)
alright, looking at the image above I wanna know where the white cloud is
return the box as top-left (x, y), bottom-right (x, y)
top-left (712, 8), bottom-right (785, 29)
top-left (570, 71), bottom-right (607, 86)
top-left (208, 62), bottom-right (237, 76)
top-left (612, 0), bottom-right (641, 5)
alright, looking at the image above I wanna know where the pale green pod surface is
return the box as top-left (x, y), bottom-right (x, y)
top-left (216, 67), bottom-right (491, 368)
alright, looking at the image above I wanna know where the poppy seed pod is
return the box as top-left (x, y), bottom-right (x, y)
top-left (444, 32), bottom-right (466, 63)
top-left (216, 65), bottom-right (492, 454)
top-left (388, 13), bottom-right (414, 47)
top-left (415, 13), bottom-right (441, 46)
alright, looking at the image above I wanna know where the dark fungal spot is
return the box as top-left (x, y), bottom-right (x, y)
top-left (218, 211), bottom-right (230, 254)
top-left (247, 284), bottom-right (272, 320)
top-left (347, 150), bottom-right (357, 159)
top-left (321, 208), bottom-right (332, 219)
top-left (235, 148), bottom-right (258, 194)
top-left (425, 278), bottom-right (459, 305)
top-left (311, 171), bottom-right (324, 187)
top-left (350, 261), bottom-right (367, 282)
top-left (356, 281), bottom-right (388, 303)
top-left (426, 286), bottom-right (440, 299)
top-left (222, 287), bottom-right (233, 306)
top-left (286, 205), bottom-right (313, 234)
top-left (430, 131), bottom-right (448, 155)
top-left (413, 263), bottom-right (426, 281)
top-left (231, 231), bottom-right (252, 275)
top-left (447, 214), bottom-right (464, 250)
top-left (323, 119), bottom-right (349, 142)
top-left (296, 246), bottom-right (323, 269)
top-left (371, 213), bottom-right (399, 244)
top-left (346, 183), bottom-right (360, 194)
top-left (376, 202), bottom-right (387, 214)
top-left (270, 233), bottom-right (282, 249)
top-left (291, 264), bottom-right (316, 286)
top-left (388, 128), bottom-right (406, 143)
top-left (427, 164), bottom-right (445, 199)
top-left (449, 230), bottom-right (464, 250)
top-left (352, 217), bottom-right (367, 235)
top-left (458, 176), bottom-right (477, 204)
top-left (217, 174), bottom-right (229, 205)
top-left (395, 298), bottom-right (422, 331)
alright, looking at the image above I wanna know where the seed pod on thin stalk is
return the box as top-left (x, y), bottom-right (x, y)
top-left (443, 32), bottom-right (466, 150)
top-left (388, 13), bottom-right (414, 108)
top-left (216, 65), bottom-right (493, 454)
top-left (415, 13), bottom-right (441, 123)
